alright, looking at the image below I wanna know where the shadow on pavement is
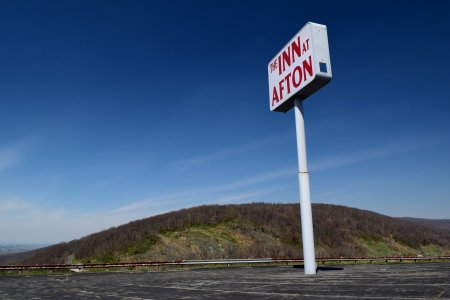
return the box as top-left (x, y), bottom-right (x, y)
top-left (292, 265), bottom-right (344, 272)
top-left (317, 266), bottom-right (344, 272)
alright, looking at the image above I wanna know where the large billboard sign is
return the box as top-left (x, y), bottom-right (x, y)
top-left (268, 22), bottom-right (332, 112)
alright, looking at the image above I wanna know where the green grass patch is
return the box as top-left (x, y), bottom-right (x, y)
top-left (91, 252), bottom-right (119, 263)
top-left (125, 236), bottom-right (159, 256)
top-left (420, 244), bottom-right (441, 256)
top-left (357, 237), bottom-right (397, 256)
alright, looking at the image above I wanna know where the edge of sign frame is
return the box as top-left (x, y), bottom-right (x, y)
top-left (272, 74), bottom-right (332, 113)
top-left (271, 22), bottom-right (332, 113)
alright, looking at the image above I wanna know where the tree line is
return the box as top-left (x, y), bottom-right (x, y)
top-left (2, 203), bottom-right (449, 264)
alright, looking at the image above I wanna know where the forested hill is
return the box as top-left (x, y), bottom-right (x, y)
top-left (400, 217), bottom-right (450, 233)
top-left (1, 203), bottom-right (450, 265)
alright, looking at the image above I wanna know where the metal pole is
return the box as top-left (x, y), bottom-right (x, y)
top-left (294, 98), bottom-right (316, 275)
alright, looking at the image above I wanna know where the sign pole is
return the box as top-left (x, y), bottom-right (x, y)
top-left (294, 98), bottom-right (316, 275)
top-left (268, 22), bottom-right (331, 275)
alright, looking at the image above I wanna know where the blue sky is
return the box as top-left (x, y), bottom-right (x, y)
top-left (1, 1), bottom-right (449, 243)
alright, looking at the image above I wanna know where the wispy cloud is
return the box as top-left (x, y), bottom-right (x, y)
top-left (0, 194), bottom-right (147, 243)
top-left (0, 205), bottom-right (119, 244)
top-left (0, 197), bottom-right (32, 212)
top-left (0, 174), bottom-right (333, 243)
top-left (4, 134), bottom-right (443, 244)
top-left (310, 135), bottom-right (443, 172)
top-left (108, 191), bottom-right (193, 214)
top-left (170, 136), bottom-right (289, 171)
top-left (0, 137), bottom-right (37, 171)
top-left (108, 166), bottom-right (294, 216)
top-left (0, 145), bottom-right (22, 171)
top-left (203, 167), bottom-right (295, 194)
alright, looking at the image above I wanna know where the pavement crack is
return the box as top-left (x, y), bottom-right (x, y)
top-left (437, 289), bottom-right (446, 298)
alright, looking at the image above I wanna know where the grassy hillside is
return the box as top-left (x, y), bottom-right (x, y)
top-left (1, 203), bottom-right (450, 265)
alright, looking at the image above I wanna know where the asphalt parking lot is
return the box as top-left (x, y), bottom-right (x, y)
top-left (0, 262), bottom-right (449, 299)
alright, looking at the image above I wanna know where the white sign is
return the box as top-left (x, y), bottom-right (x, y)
top-left (268, 22), bottom-right (332, 112)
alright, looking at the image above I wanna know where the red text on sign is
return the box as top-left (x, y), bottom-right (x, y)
top-left (271, 55), bottom-right (313, 107)
top-left (269, 37), bottom-right (310, 75)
